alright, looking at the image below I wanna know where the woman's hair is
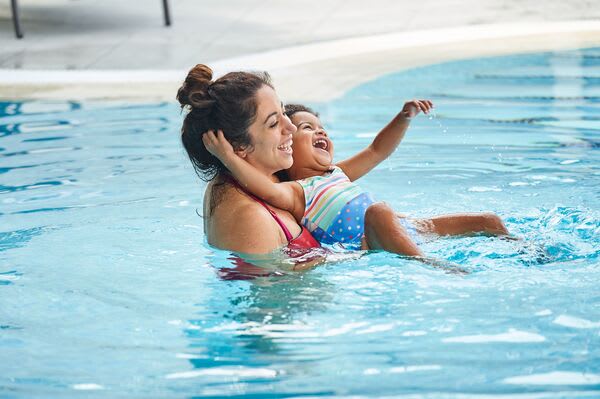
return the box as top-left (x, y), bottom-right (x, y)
top-left (284, 103), bottom-right (319, 119)
top-left (177, 64), bottom-right (273, 181)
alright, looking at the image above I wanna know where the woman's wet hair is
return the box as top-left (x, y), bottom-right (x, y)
top-left (284, 103), bottom-right (319, 119)
top-left (177, 64), bottom-right (273, 181)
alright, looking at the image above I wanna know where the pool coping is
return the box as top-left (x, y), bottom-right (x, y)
top-left (0, 20), bottom-right (599, 102)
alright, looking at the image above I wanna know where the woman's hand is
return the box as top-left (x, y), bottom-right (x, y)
top-left (202, 129), bottom-right (235, 162)
top-left (401, 99), bottom-right (433, 119)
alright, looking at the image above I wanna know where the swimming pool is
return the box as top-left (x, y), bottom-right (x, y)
top-left (1, 48), bottom-right (599, 397)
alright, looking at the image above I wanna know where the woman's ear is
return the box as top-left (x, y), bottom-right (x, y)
top-left (234, 145), bottom-right (248, 158)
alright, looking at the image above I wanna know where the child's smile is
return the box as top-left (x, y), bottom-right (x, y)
top-left (289, 111), bottom-right (334, 173)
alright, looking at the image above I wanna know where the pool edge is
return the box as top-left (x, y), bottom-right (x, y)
top-left (1, 20), bottom-right (599, 103)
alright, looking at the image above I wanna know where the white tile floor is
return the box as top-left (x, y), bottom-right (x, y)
top-left (0, 0), bottom-right (598, 70)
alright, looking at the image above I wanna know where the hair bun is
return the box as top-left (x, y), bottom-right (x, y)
top-left (177, 64), bottom-right (216, 111)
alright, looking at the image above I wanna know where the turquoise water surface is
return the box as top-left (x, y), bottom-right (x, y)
top-left (1, 48), bottom-right (599, 397)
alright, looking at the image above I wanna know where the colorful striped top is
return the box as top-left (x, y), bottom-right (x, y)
top-left (296, 167), bottom-right (375, 244)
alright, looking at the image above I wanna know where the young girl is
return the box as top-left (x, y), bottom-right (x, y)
top-left (203, 100), bottom-right (509, 257)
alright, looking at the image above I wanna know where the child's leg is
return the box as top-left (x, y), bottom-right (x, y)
top-left (415, 212), bottom-right (509, 237)
top-left (363, 203), bottom-right (423, 257)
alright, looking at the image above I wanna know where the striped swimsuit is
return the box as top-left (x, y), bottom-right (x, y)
top-left (297, 166), bottom-right (375, 247)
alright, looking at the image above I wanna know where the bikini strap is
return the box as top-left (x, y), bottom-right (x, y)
top-left (226, 177), bottom-right (294, 242)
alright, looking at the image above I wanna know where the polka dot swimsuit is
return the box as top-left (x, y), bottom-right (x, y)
top-left (297, 167), bottom-right (376, 247)
top-left (311, 192), bottom-right (375, 246)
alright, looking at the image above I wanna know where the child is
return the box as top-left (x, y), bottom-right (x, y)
top-left (203, 100), bottom-right (509, 258)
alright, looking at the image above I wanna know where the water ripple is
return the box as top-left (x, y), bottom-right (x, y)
top-left (503, 371), bottom-right (600, 385)
top-left (0, 227), bottom-right (47, 251)
top-left (0, 270), bottom-right (22, 285)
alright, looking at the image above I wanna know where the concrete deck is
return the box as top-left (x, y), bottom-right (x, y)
top-left (0, 0), bottom-right (599, 101)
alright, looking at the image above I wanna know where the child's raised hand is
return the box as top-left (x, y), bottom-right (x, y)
top-left (401, 99), bottom-right (433, 119)
top-left (202, 129), bottom-right (235, 161)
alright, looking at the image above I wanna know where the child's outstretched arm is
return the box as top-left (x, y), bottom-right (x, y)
top-left (203, 130), bottom-right (305, 219)
top-left (337, 99), bottom-right (433, 181)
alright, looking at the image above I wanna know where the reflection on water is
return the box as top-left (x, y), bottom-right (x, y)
top-left (192, 257), bottom-right (335, 348)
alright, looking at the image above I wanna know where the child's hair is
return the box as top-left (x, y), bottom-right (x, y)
top-left (284, 104), bottom-right (319, 119)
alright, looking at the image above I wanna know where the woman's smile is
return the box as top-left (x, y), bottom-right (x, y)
top-left (277, 139), bottom-right (293, 155)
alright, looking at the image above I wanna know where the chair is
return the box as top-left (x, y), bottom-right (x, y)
top-left (9, 0), bottom-right (171, 39)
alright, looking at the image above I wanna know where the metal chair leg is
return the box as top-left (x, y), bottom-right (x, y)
top-left (9, 0), bottom-right (169, 37)
top-left (162, 0), bottom-right (171, 26)
top-left (11, 0), bottom-right (24, 38)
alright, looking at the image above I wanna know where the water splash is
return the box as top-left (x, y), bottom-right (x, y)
top-left (427, 109), bottom-right (448, 134)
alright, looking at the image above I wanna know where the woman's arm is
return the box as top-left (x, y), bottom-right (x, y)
top-left (203, 130), bottom-right (304, 218)
top-left (337, 99), bottom-right (432, 181)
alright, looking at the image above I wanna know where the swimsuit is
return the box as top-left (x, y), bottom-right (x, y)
top-left (219, 179), bottom-right (321, 281)
top-left (297, 167), bottom-right (375, 247)
top-left (297, 167), bottom-right (422, 248)
top-left (228, 178), bottom-right (320, 251)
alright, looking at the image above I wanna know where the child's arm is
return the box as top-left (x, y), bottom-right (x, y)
top-left (203, 130), bottom-right (305, 219)
top-left (337, 99), bottom-right (432, 182)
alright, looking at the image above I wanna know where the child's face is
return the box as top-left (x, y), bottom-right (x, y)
top-left (288, 111), bottom-right (334, 173)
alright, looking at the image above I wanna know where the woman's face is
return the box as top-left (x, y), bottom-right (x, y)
top-left (287, 111), bottom-right (334, 174)
top-left (244, 86), bottom-right (296, 176)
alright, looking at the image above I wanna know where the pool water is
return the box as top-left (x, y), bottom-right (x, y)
top-left (1, 48), bottom-right (599, 397)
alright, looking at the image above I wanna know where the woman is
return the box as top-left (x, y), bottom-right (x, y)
top-left (177, 64), bottom-right (321, 259)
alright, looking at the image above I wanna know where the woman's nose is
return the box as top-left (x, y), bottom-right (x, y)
top-left (283, 115), bottom-right (297, 134)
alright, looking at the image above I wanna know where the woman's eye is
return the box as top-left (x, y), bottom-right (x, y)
top-left (269, 121), bottom-right (279, 128)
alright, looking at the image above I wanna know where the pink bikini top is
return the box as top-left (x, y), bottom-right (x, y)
top-left (227, 177), bottom-right (320, 250)
top-left (217, 178), bottom-right (322, 281)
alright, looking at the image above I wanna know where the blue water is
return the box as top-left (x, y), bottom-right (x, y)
top-left (1, 48), bottom-right (599, 397)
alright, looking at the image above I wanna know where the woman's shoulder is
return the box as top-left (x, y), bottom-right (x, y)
top-left (205, 180), bottom-right (287, 253)
top-left (206, 181), bottom-right (258, 220)
top-left (207, 180), bottom-right (267, 216)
